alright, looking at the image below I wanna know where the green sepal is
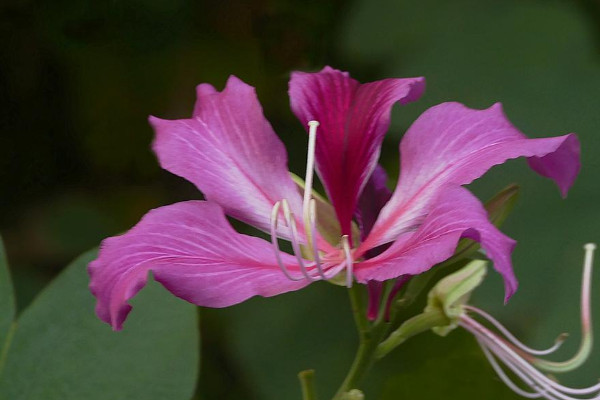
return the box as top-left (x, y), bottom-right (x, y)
top-left (376, 260), bottom-right (488, 358)
top-left (426, 260), bottom-right (487, 336)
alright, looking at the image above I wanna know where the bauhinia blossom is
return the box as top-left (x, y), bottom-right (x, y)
top-left (88, 67), bottom-right (580, 330)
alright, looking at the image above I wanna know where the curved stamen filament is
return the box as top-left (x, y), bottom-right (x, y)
top-left (533, 243), bottom-right (596, 373)
top-left (270, 201), bottom-right (303, 281)
top-left (281, 199), bottom-right (318, 282)
top-left (342, 234), bottom-right (353, 288)
top-left (464, 305), bottom-right (567, 356)
top-left (458, 243), bottom-right (600, 400)
top-left (303, 120), bottom-right (320, 254)
top-left (309, 199), bottom-right (327, 280)
top-left (462, 316), bottom-right (600, 399)
top-left (477, 338), bottom-right (544, 399)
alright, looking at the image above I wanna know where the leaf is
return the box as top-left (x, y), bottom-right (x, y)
top-left (0, 248), bottom-right (199, 400)
top-left (0, 238), bottom-right (15, 369)
top-left (378, 330), bottom-right (520, 400)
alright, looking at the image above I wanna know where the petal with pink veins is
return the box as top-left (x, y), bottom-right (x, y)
top-left (150, 76), bottom-right (304, 238)
top-left (356, 186), bottom-right (517, 301)
top-left (362, 102), bottom-right (580, 250)
top-left (88, 201), bottom-right (312, 330)
top-left (289, 66), bottom-right (425, 237)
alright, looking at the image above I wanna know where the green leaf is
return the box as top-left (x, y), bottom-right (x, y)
top-left (0, 238), bottom-right (15, 370)
top-left (0, 248), bottom-right (199, 400)
top-left (379, 330), bottom-right (520, 400)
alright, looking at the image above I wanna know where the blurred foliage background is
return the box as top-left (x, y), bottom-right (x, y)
top-left (1, 0), bottom-right (600, 399)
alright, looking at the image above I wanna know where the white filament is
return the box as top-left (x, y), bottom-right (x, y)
top-left (270, 201), bottom-right (303, 281)
top-left (270, 120), bottom-right (357, 284)
top-left (281, 199), bottom-right (318, 281)
top-left (461, 317), bottom-right (600, 399)
top-left (303, 121), bottom-right (320, 219)
top-left (477, 338), bottom-right (544, 398)
top-left (464, 305), bottom-right (567, 356)
top-left (342, 235), bottom-right (353, 288)
top-left (309, 199), bottom-right (327, 279)
top-left (459, 243), bottom-right (600, 400)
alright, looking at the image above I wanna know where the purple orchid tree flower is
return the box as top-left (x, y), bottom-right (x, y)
top-left (88, 66), bottom-right (580, 331)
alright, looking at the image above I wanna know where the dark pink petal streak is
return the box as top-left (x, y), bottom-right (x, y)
top-left (89, 201), bottom-right (311, 330)
top-left (289, 67), bottom-right (425, 237)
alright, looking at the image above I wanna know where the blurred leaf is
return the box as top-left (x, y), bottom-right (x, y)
top-left (215, 283), bottom-right (357, 400)
top-left (379, 330), bottom-right (519, 399)
top-left (0, 238), bottom-right (15, 361)
top-left (0, 248), bottom-right (199, 400)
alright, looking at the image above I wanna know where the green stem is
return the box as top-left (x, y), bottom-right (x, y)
top-left (332, 286), bottom-right (387, 400)
top-left (348, 283), bottom-right (369, 335)
top-left (299, 369), bottom-right (318, 400)
top-left (376, 310), bottom-right (448, 359)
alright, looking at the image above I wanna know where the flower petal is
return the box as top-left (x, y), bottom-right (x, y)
top-left (150, 75), bottom-right (303, 236)
top-left (356, 186), bottom-right (518, 301)
top-left (363, 102), bottom-right (580, 249)
top-left (88, 201), bottom-right (311, 330)
top-left (356, 164), bottom-right (392, 241)
top-left (289, 67), bottom-right (425, 236)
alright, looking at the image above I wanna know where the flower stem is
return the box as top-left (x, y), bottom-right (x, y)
top-left (299, 369), bottom-right (318, 400)
top-left (332, 286), bottom-right (387, 400)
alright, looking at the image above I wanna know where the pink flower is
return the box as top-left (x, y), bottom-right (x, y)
top-left (89, 67), bottom-right (580, 330)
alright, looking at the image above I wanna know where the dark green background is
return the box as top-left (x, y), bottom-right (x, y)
top-left (1, 0), bottom-right (599, 399)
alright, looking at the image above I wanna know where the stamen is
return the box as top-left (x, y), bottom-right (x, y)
top-left (309, 199), bottom-right (327, 280)
top-left (477, 338), bottom-right (544, 399)
top-left (464, 305), bottom-right (567, 356)
top-left (482, 331), bottom-right (600, 400)
top-left (342, 235), bottom-right (354, 288)
top-left (303, 120), bottom-right (320, 254)
top-left (282, 199), bottom-right (318, 282)
top-left (270, 201), bottom-right (303, 281)
top-left (461, 316), bottom-right (600, 399)
top-left (533, 243), bottom-right (596, 373)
